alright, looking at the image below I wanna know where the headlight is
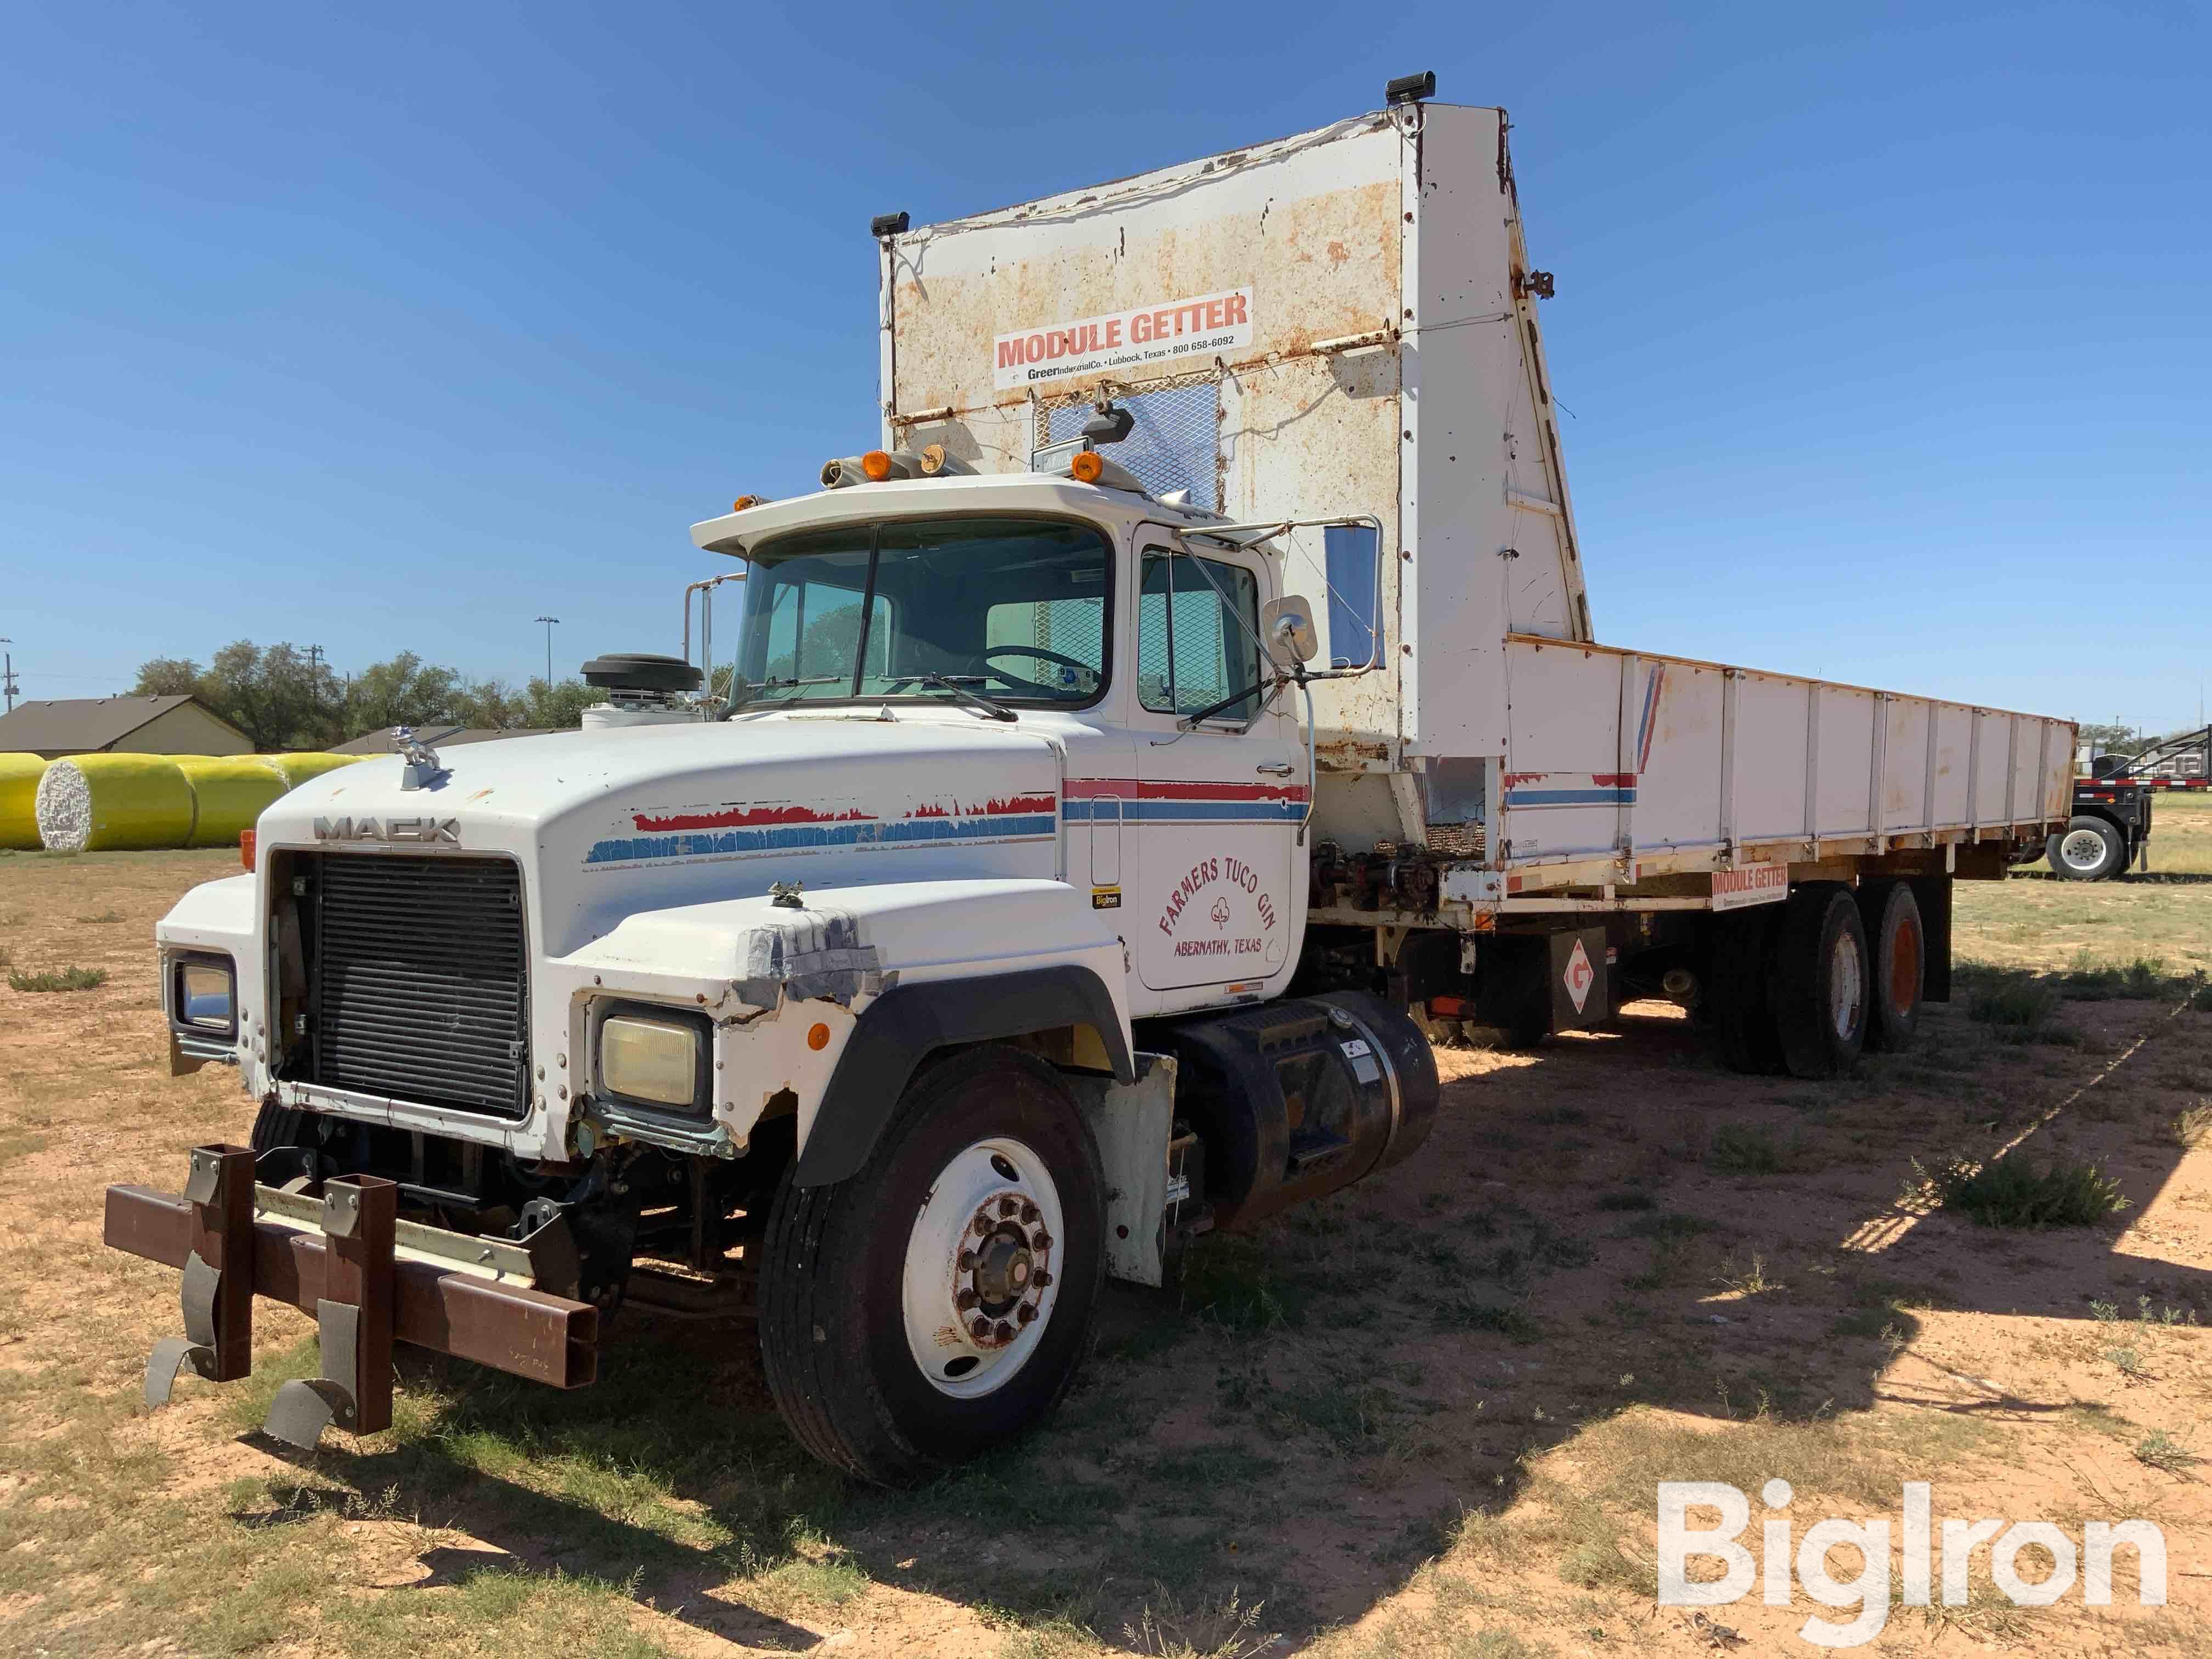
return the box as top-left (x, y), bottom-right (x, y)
top-left (598, 1007), bottom-right (709, 1115)
top-left (170, 953), bottom-right (236, 1039)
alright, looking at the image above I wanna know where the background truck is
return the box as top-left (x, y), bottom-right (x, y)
top-left (2035, 725), bottom-right (2212, 879)
top-left (114, 78), bottom-right (2074, 1485)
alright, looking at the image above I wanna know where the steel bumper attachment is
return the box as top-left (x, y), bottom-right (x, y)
top-left (108, 1144), bottom-right (599, 1449)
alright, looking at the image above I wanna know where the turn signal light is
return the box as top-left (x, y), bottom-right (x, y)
top-left (731, 494), bottom-right (766, 511)
top-left (1069, 450), bottom-right (1104, 483)
top-left (861, 449), bottom-right (894, 481)
top-left (239, 828), bottom-right (256, 871)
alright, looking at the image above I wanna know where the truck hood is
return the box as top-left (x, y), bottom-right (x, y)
top-left (260, 715), bottom-right (1066, 957)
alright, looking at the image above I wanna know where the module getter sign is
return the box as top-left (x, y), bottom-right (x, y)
top-left (992, 288), bottom-right (1254, 389)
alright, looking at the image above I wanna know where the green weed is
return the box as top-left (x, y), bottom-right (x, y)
top-left (1916, 1154), bottom-right (2129, 1228)
top-left (1709, 1124), bottom-right (1788, 1175)
top-left (2169, 1104), bottom-right (2212, 1148)
top-left (1427, 1294), bottom-right (1540, 1342)
top-left (2133, 1431), bottom-right (2196, 1474)
top-left (1968, 977), bottom-right (2061, 1030)
top-left (7, 966), bottom-right (107, 992)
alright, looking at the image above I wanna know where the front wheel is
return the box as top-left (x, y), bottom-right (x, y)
top-left (758, 1046), bottom-right (1105, 1485)
top-left (2049, 816), bottom-right (2126, 881)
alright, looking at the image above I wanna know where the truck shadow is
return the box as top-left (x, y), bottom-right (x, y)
top-left (257, 974), bottom-right (2212, 1651)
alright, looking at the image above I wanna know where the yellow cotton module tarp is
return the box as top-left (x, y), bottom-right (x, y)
top-left (177, 755), bottom-right (289, 848)
top-left (0, 754), bottom-right (46, 850)
top-left (266, 752), bottom-right (365, 787)
top-left (34, 753), bottom-right (198, 852)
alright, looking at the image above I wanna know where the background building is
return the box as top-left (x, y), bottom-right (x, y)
top-left (0, 695), bottom-right (252, 760)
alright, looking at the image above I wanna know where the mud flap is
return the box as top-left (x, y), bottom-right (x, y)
top-left (1068, 1053), bottom-right (1181, 1288)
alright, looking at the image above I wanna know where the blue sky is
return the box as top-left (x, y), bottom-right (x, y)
top-left (3, 3), bottom-right (2206, 733)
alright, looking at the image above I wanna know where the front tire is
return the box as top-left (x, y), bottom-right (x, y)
top-left (2049, 816), bottom-right (2126, 881)
top-left (758, 1045), bottom-right (1105, 1485)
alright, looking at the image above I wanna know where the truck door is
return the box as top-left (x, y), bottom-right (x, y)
top-left (1128, 531), bottom-right (1303, 993)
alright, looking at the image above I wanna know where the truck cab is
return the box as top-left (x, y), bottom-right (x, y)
top-left (146, 453), bottom-right (1433, 1483)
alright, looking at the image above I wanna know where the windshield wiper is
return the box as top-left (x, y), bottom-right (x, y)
top-left (717, 675), bottom-right (845, 720)
top-left (1176, 679), bottom-right (1274, 731)
top-left (885, 673), bottom-right (1018, 723)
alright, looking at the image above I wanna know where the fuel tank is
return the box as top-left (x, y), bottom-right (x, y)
top-left (1154, 990), bottom-right (1438, 1229)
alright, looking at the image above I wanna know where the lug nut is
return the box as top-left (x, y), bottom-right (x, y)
top-left (958, 1249), bottom-right (977, 1270)
top-left (1030, 1231), bottom-right (1052, 1252)
top-left (1020, 1201), bottom-right (1039, 1223)
top-left (970, 1316), bottom-right (991, 1340)
top-left (999, 1195), bottom-right (1020, 1217)
top-left (1017, 1304), bottom-right (1037, 1326)
top-left (972, 1215), bottom-right (992, 1237)
top-left (992, 1321), bottom-right (1014, 1343)
top-left (1032, 1270), bottom-right (1053, 1289)
top-left (956, 1288), bottom-right (979, 1311)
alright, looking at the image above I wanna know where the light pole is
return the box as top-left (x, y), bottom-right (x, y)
top-left (0, 640), bottom-right (14, 713)
top-left (535, 617), bottom-right (560, 688)
top-left (305, 643), bottom-right (325, 733)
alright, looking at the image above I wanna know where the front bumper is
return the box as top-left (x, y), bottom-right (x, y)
top-left (108, 1145), bottom-right (599, 1446)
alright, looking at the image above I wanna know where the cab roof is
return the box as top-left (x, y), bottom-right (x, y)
top-left (688, 471), bottom-right (1224, 559)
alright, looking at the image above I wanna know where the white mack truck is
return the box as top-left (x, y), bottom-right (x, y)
top-left (113, 77), bottom-right (2074, 1485)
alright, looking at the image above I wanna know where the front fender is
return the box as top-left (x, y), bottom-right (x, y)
top-left (793, 963), bottom-right (1134, 1187)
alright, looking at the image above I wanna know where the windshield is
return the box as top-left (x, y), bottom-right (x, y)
top-left (733, 517), bottom-right (1111, 708)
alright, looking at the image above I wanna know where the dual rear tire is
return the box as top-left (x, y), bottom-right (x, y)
top-left (1706, 880), bottom-right (1925, 1079)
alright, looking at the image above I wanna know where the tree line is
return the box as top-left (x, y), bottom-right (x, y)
top-left (2078, 721), bottom-right (2207, 760)
top-left (130, 642), bottom-right (604, 752)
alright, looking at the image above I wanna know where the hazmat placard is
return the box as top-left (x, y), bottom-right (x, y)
top-left (1562, 936), bottom-right (1595, 1014)
top-left (993, 288), bottom-right (1254, 390)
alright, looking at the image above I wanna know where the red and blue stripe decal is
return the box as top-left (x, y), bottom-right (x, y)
top-left (585, 794), bottom-right (1058, 866)
top-left (1504, 664), bottom-right (1664, 808)
top-left (1502, 774), bottom-right (1638, 808)
top-left (1062, 778), bottom-right (1310, 823)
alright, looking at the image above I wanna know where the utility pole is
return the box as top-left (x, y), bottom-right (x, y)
top-left (535, 617), bottom-right (560, 688)
top-left (304, 644), bottom-right (326, 742)
top-left (0, 640), bottom-right (15, 713)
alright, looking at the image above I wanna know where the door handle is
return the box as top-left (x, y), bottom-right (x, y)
top-left (1256, 763), bottom-right (1295, 776)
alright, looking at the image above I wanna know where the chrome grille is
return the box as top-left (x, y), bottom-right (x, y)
top-left (307, 853), bottom-right (529, 1117)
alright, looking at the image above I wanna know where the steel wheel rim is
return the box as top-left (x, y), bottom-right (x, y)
top-left (902, 1136), bottom-right (1065, 1400)
top-left (1888, 913), bottom-right (1921, 1018)
top-left (1830, 930), bottom-right (1865, 1041)
top-left (2059, 828), bottom-right (2107, 872)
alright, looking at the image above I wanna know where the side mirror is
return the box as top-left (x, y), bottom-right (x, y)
top-left (1261, 595), bottom-right (1319, 667)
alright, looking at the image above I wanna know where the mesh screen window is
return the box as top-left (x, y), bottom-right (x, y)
top-left (1046, 381), bottom-right (1220, 510)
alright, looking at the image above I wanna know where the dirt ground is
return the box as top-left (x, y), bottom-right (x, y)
top-left (5, 809), bottom-right (2212, 1657)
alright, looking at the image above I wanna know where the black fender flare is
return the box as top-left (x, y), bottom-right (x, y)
top-left (792, 964), bottom-right (1134, 1187)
